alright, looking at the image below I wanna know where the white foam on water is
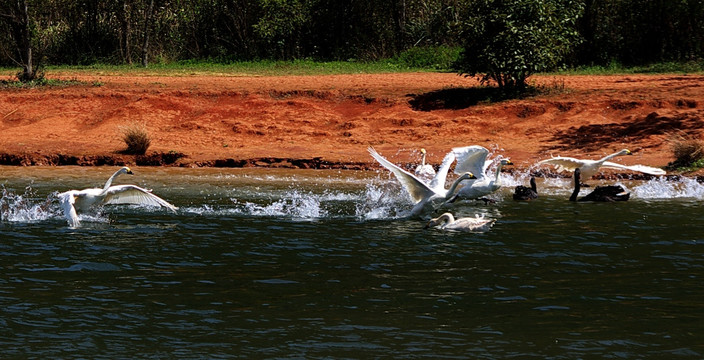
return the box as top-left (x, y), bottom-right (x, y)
top-left (243, 189), bottom-right (327, 219)
top-left (632, 176), bottom-right (704, 199)
top-left (1, 186), bottom-right (58, 223)
top-left (354, 181), bottom-right (413, 220)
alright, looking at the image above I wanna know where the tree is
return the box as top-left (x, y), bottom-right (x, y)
top-left (0, 0), bottom-right (41, 81)
top-left (456, 0), bottom-right (582, 92)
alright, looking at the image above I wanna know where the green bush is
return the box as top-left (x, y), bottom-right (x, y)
top-left (455, 0), bottom-right (583, 92)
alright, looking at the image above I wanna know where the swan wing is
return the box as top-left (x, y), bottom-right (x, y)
top-left (537, 156), bottom-right (587, 173)
top-left (368, 147), bottom-right (437, 203)
top-left (429, 150), bottom-right (456, 192)
top-left (601, 161), bottom-right (666, 175)
top-left (452, 146), bottom-right (490, 176)
top-left (102, 185), bottom-right (178, 211)
top-left (57, 191), bottom-right (80, 227)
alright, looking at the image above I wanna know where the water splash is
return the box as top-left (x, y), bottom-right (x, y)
top-left (355, 181), bottom-right (412, 220)
top-left (632, 177), bottom-right (704, 199)
top-left (0, 185), bottom-right (57, 223)
top-left (243, 190), bottom-right (327, 219)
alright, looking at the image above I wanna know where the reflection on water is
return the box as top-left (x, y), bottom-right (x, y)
top-left (1, 166), bottom-right (703, 358)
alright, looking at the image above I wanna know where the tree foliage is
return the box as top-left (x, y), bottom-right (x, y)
top-left (0, 0), bottom-right (702, 82)
top-left (455, 0), bottom-right (582, 91)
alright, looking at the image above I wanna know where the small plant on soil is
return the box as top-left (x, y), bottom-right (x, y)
top-left (666, 131), bottom-right (704, 171)
top-left (119, 122), bottom-right (151, 155)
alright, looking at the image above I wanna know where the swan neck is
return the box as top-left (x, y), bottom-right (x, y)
top-left (494, 163), bottom-right (504, 184)
top-left (530, 178), bottom-right (537, 192)
top-left (103, 170), bottom-right (122, 190)
top-left (602, 150), bottom-right (624, 162)
top-left (446, 176), bottom-right (468, 198)
top-left (421, 152), bottom-right (427, 166)
top-left (570, 173), bottom-right (580, 201)
top-left (440, 213), bottom-right (453, 224)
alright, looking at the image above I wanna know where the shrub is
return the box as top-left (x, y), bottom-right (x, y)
top-left (668, 131), bottom-right (704, 169)
top-left (120, 122), bottom-right (151, 155)
top-left (455, 0), bottom-right (583, 92)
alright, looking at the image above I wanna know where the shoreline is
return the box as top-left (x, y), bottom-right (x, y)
top-left (2, 72), bottom-right (703, 178)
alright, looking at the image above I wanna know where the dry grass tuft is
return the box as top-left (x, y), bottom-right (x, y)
top-left (120, 122), bottom-right (151, 155)
top-left (667, 131), bottom-right (704, 169)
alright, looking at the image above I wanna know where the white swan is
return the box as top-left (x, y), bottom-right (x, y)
top-left (368, 147), bottom-right (476, 218)
top-left (57, 167), bottom-right (177, 227)
top-left (414, 148), bottom-right (436, 183)
top-left (424, 212), bottom-right (496, 232)
top-left (446, 145), bottom-right (512, 203)
top-left (538, 149), bottom-right (665, 183)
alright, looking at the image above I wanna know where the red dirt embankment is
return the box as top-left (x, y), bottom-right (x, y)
top-left (1, 72), bottom-right (703, 176)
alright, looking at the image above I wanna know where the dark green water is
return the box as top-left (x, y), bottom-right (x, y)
top-left (1, 166), bottom-right (703, 359)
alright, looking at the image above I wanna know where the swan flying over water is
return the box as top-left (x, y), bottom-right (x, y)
top-left (538, 149), bottom-right (665, 184)
top-left (368, 147), bottom-right (476, 218)
top-left (57, 167), bottom-right (177, 227)
top-left (424, 212), bottom-right (496, 232)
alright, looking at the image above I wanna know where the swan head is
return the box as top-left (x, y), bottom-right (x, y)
top-left (621, 149), bottom-right (632, 156)
top-left (458, 172), bottom-right (477, 180)
top-left (420, 148), bottom-right (426, 155)
top-left (120, 166), bottom-right (134, 175)
top-left (500, 159), bottom-right (513, 166)
top-left (424, 212), bottom-right (452, 229)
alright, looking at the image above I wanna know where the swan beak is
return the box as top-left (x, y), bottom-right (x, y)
top-left (505, 160), bottom-right (513, 165)
top-left (125, 168), bottom-right (134, 175)
top-left (626, 150), bottom-right (632, 155)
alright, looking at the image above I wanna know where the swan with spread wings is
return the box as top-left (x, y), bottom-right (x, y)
top-left (368, 147), bottom-right (476, 218)
top-left (57, 167), bottom-right (177, 227)
top-left (538, 149), bottom-right (665, 184)
top-left (444, 145), bottom-right (512, 203)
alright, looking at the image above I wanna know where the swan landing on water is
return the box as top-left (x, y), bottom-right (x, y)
top-left (368, 147), bottom-right (476, 218)
top-left (57, 167), bottom-right (178, 227)
top-left (424, 212), bottom-right (496, 232)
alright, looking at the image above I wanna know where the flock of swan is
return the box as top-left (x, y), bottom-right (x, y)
top-left (52, 146), bottom-right (666, 230)
top-left (369, 145), bottom-right (666, 233)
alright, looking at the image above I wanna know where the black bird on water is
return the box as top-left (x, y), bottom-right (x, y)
top-left (569, 168), bottom-right (630, 202)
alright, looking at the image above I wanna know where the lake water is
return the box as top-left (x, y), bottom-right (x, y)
top-left (1, 166), bottom-right (703, 359)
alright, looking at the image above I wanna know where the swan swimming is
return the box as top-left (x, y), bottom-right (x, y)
top-left (538, 149), bottom-right (665, 184)
top-left (414, 148), bottom-right (436, 183)
top-left (424, 212), bottom-right (496, 232)
top-left (368, 147), bottom-right (476, 218)
top-left (569, 168), bottom-right (630, 202)
top-left (445, 145), bottom-right (512, 203)
top-left (57, 167), bottom-right (177, 227)
top-left (513, 177), bottom-right (538, 201)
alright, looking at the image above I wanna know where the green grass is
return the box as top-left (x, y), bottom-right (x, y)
top-left (555, 60), bottom-right (704, 75)
top-left (9, 58), bottom-right (444, 77)
top-left (0, 76), bottom-right (86, 88)
top-left (2, 56), bottom-right (702, 80)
